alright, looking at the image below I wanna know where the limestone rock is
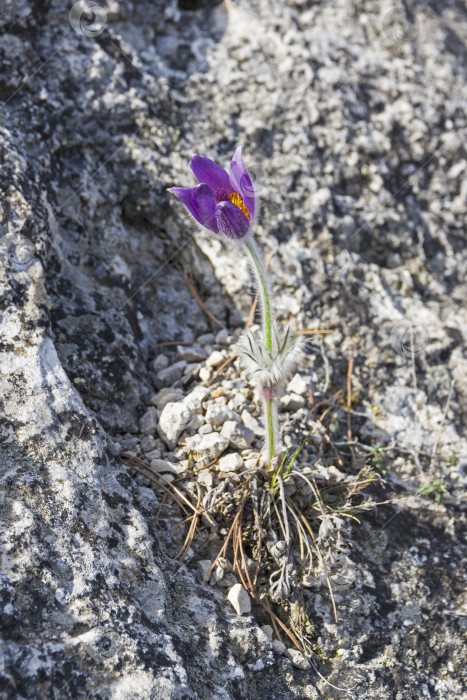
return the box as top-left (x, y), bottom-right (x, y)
top-left (155, 361), bottom-right (187, 389)
top-left (285, 649), bottom-right (311, 670)
top-left (205, 403), bottom-right (239, 428)
top-left (186, 432), bottom-right (228, 465)
top-left (218, 452), bottom-right (244, 473)
top-left (227, 584), bottom-right (251, 616)
top-left (157, 401), bottom-right (192, 449)
top-left (1, 0), bottom-right (467, 697)
top-left (221, 421), bottom-right (255, 450)
top-left (139, 406), bottom-right (158, 435)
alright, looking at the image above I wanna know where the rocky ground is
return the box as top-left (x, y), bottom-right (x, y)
top-left (1, 0), bottom-right (466, 698)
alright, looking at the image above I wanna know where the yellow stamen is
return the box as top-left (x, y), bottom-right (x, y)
top-left (229, 191), bottom-right (250, 220)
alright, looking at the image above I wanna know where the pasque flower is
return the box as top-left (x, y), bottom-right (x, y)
top-left (169, 145), bottom-right (303, 469)
top-left (169, 146), bottom-right (255, 240)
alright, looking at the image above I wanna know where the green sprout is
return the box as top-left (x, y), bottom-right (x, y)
top-left (443, 450), bottom-right (459, 469)
top-left (418, 477), bottom-right (448, 505)
top-left (370, 443), bottom-right (389, 474)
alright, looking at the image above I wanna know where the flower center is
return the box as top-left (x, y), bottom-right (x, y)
top-left (215, 188), bottom-right (250, 220)
top-left (229, 192), bottom-right (250, 219)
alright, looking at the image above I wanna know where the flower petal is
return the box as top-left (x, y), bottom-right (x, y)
top-left (214, 200), bottom-right (250, 240)
top-left (190, 154), bottom-right (232, 195)
top-left (169, 184), bottom-right (218, 232)
top-left (229, 145), bottom-right (255, 218)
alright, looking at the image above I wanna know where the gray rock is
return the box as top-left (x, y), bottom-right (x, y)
top-left (149, 458), bottom-right (178, 474)
top-left (215, 329), bottom-right (229, 344)
top-left (280, 393), bottom-right (306, 412)
top-left (286, 373), bottom-right (311, 397)
top-left (157, 401), bottom-right (192, 449)
top-left (227, 584), bottom-right (251, 616)
top-left (2, 0), bottom-right (467, 696)
top-left (155, 361), bottom-right (187, 389)
top-left (228, 392), bottom-right (248, 413)
top-left (139, 406), bottom-right (158, 435)
top-left (118, 436), bottom-right (139, 451)
top-left (205, 403), bottom-right (239, 427)
top-left (240, 409), bottom-right (264, 436)
top-left (218, 452), bottom-right (244, 473)
top-left (221, 421), bottom-right (255, 450)
top-left (151, 387), bottom-right (182, 408)
top-left (183, 385), bottom-right (210, 414)
top-left (140, 434), bottom-right (157, 453)
top-left (197, 560), bottom-right (212, 582)
top-left (152, 354), bottom-right (169, 371)
top-left (177, 344), bottom-right (208, 362)
top-left (206, 350), bottom-right (225, 368)
top-left (197, 333), bottom-right (215, 345)
top-left (198, 423), bottom-right (214, 435)
top-left (285, 649), bottom-right (311, 670)
top-left (261, 625), bottom-right (274, 642)
top-left (185, 432), bottom-right (229, 464)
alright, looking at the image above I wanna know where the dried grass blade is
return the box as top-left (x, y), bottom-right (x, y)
top-left (183, 265), bottom-right (222, 327)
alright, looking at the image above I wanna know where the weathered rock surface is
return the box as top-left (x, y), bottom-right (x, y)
top-left (1, 0), bottom-right (467, 698)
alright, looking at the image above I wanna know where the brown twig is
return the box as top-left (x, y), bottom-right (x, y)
top-left (183, 265), bottom-right (222, 327)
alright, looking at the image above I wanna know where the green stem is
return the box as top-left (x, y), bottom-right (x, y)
top-left (265, 398), bottom-right (276, 463)
top-left (244, 239), bottom-right (273, 352)
top-left (244, 237), bottom-right (277, 467)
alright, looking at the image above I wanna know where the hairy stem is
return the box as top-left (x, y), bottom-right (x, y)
top-left (244, 237), bottom-right (277, 467)
top-left (244, 239), bottom-right (273, 352)
top-left (265, 397), bottom-right (276, 465)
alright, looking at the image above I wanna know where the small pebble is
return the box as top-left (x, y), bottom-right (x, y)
top-left (197, 560), bottom-right (212, 582)
top-left (118, 436), bottom-right (139, 451)
top-left (197, 469), bottom-right (214, 489)
top-left (206, 350), bottom-right (225, 368)
top-left (285, 649), bottom-right (311, 670)
top-left (205, 404), bottom-right (239, 428)
top-left (287, 373), bottom-right (310, 396)
top-left (152, 354), bottom-right (169, 371)
top-left (183, 386), bottom-right (209, 414)
top-left (155, 361), bottom-right (186, 389)
top-left (228, 393), bottom-right (248, 412)
top-left (149, 458), bottom-right (177, 474)
top-left (157, 401), bottom-right (192, 449)
top-left (261, 625), bottom-right (274, 642)
top-left (218, 452), bottom-right (244, 473)
top-left (140, 435), bottom-right (157, 453)
top-left (221, 421), bottom-right (255, 450)
top-left (215, 328), bottom-right (229, 344)
top-left (272, 640), bottom-right (286, 654)
top-left (241, 409), bottom-right (264, 436)
top-left (198, 423), bottom-right (214, 435)
top-left (157, 391), bottom-right (184, 413)
top-left (244, 457), bottom-right (261, 469)
top-left (227, 584), bottom-right (251, 615)
top-left (177, 344), bottom-right (207, 362)
top-left (197, 333), bottom-right (214, 345)
top-left (144, 449), bottom-right (161, 461)
top-left (199, 367), bottom-right (211, 383)
top-left (139, 407), bottom-right (158, 436)
top-left (186, 432), bottom-right (228, 464)
top-left (280, 393), bottom-right (306, 412)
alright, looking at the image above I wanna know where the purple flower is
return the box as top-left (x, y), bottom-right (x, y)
top-left (169, 146), bottom-right (255, 240)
